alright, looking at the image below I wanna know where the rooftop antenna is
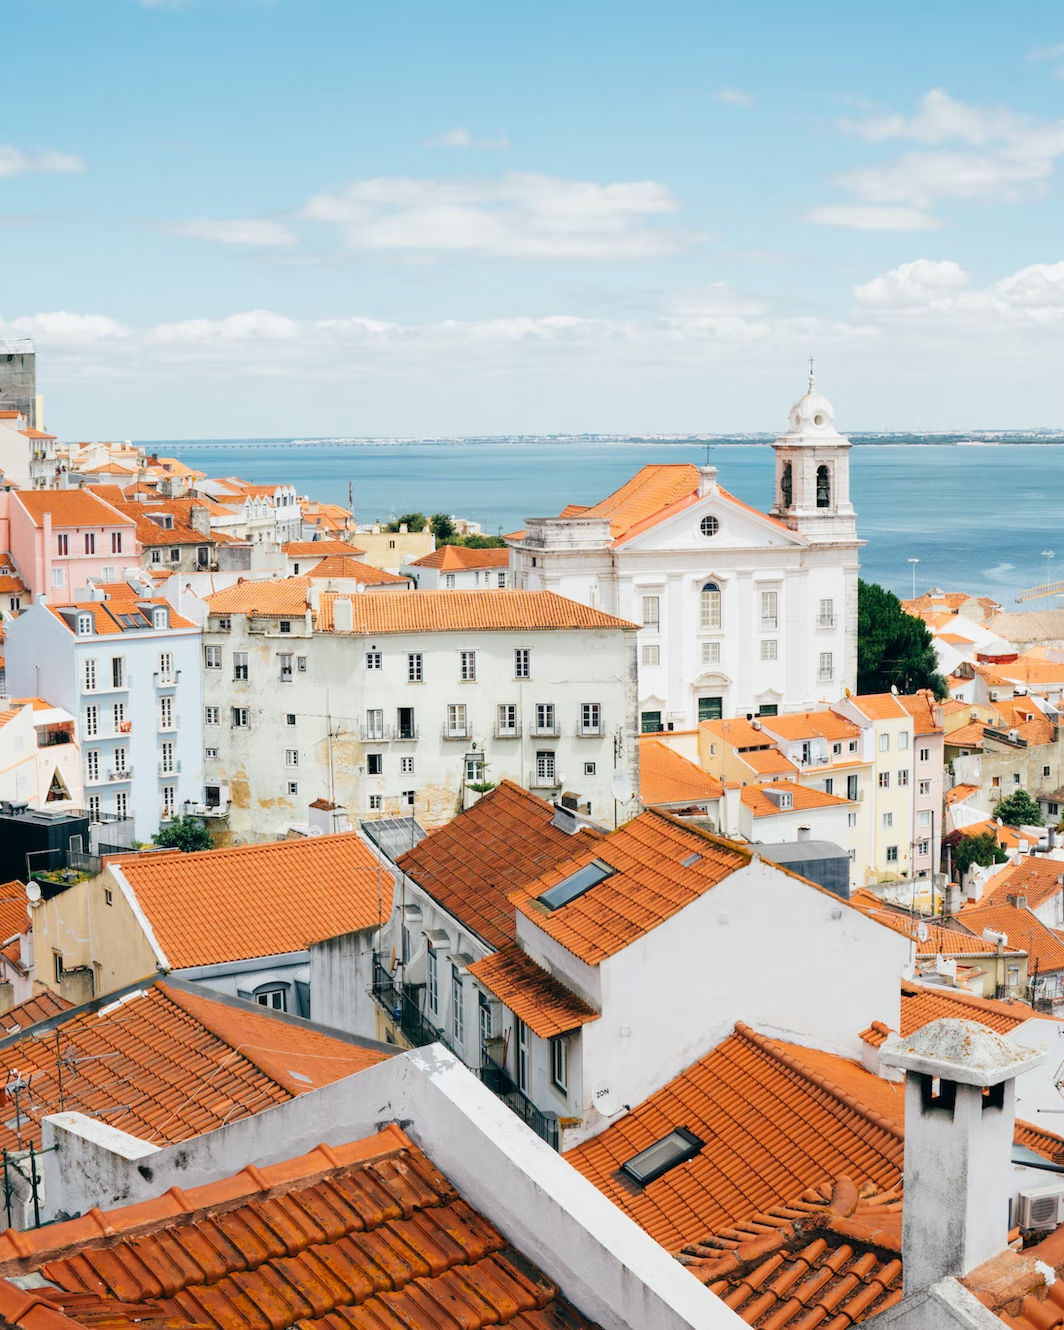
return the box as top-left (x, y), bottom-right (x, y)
top-left (808, 355), bottom-right (815, 390)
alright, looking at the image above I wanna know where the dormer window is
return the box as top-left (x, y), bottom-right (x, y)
top-left (152, 607), bottom-right (168, 630)
top-left (77, 613), bottom-right (93, 635)
top-left (779, 791), bottom-right (792, 809)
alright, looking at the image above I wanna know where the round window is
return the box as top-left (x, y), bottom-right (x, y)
top-left (813, 413), bottom-right (825, 427)
top-left (700, 515), bottom-right (720, 538)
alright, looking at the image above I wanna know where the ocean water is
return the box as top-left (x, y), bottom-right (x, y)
top-left (148, 438), bottom-right (1064, 605)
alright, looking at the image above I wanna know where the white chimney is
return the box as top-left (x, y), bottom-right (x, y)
top-left (698, 465), bottom-right (719, 497)
top-left (879, 1018), bottom-right (1045, 1295)
top-left (797, 824), bottom-right (812, 841)
top-left (333, 597), bottom-right (354, 633)
top-left (722, 783), bottom-right (741, 838)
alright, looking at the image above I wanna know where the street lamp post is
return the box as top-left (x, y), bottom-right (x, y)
top-left (907, 558), bottom-right (920, 600)
top-left (1043, 550), bottom-right (1055, 586)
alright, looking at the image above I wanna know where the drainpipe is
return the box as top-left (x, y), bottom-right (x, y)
top-left (42, 510), bottom-right (52, 601)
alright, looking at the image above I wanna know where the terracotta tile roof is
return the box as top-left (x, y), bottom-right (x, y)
top-left (282, 539), bottom-right (367, 557)
top-left (741, 780), bottom-right (852, 818)
top-left (565, 1022), bottom-right (906, 1251)
top-left (0, 879), bottom-right (29, 943)
top-left (847, 892), bottom-right (1020, 956)
top-left (317, 588), bottom-right (636, 635)
top-left (562, 463), bottom-right (701, 539)
top-left (739, 748), bottom-right (800, 776)
top-left (0, 573), bottom-right (27, 595)
top-left (307, 556), bottom-right (411, 584)
top-left (0, 989), bottom-right (71, 1032)
top-left (118, 832), bottom-right (388, 968)
top-left (959, 901), bottom-right (1064, 972)
top-left (890, 979), bottom-right (1045, 1040)
top-left (994, 652), bottom-right (1064, 686)
top-left (676, 1176), bottom-right (904, 1326)
top-left (83, 483), bottom-right (127, 505)
top-left (945, 721), bottom-right (986, 749)
top-left (510, 809), bottom-right (751, 966)
top-left (0, 1125), bottom-right (597, 1330)
top-left (47, 599), bottom-right (197, 635)
top-left (13, 490), bottom-right (132, 529)
top-left (0, 980), bottom-right (388, 1153)
top-left (897, 689), bottom-right (944, 733)
top-left (205, 576), bottom-right (311, 618)
top-left (847, 693), bottom-right (909, 721)
top-left (980, 858), bottom-right (1064, 912)
top-left (638, 739), bottom-right (724, 805)
top-left (468, 943), bottom-right (600, 1037)
top-left (409, 545), bottom-right (510, 570)
top-left (395, 780), bottom-right (584, 949)
top-left (763, 712), bottom-right (862, 742)
top-left (938, 631), bottom-right (976, 645)
top-left (701, 716), bottom-right (777, 749)
top-left (946, 782), bottom-right (981, 805)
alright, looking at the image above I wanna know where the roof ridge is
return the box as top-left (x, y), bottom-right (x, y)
top-left (734, 1022), bottom-right (905, 1146)
top-left (157, 982), bottom-right (301, 1095)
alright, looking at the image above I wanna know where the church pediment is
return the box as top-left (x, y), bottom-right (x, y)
top-left (616, 489), bottom-right (806, 555)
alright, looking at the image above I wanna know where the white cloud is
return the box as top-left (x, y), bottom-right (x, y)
top-left (715, 89), bottom-right (756, 108)
top-left (0, 146), bottom-right (84, 177)
top-left (167, 219), bottom-right (298, 246)
top-left (855, 258), bottom-right (1064, 325)
top-left (151, 310), bottom-right (301, 343)
top-left (804, 205), bottom-right (938, 231)
top-left (810, 89), bottom-right (1064, 227)
top-left (300, 171), bottom-right (685, 259)
top-left (0, 311), bottom-right (131, 343)
top-left (424, 128), bottom-right (509, 149)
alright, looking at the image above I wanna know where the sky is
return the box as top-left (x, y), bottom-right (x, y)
top-left (9, 0), bottom-right (1064, 438)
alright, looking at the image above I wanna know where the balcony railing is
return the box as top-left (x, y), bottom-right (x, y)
top-left (530, 723), bottom-right (560, 738)
top-left (817, 615), bottom-right (836, 629)
top-left (528, 770), bottom-right (560, 789)
top-left (576, 726), bottom-right (603, 739)
top-left (493, 723), bottom-right (521, 739)
top-left (158, 761), bottom-right (181, 776)
top-left (106, 768), bottom-right (133, 782)
top-left (442, 724), bottom-right (471, 741)
top-left (370, 957), bottom-right (441, 1049)
top-left (478, 1060), bottom-right (559, 1151)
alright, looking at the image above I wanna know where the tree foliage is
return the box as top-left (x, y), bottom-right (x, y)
top-left (857, 580), bottom-right (948, 698)
top-left (948, 830), bottom-right (1007, 877)
top-left (430, 512), bottom-right (456, 542)
top-left (992, 789), bottom-right (1044, 827)
top-left (153, 815), bottom-right (214, 853)
top-left (385, 512), bottom-right (428, 533)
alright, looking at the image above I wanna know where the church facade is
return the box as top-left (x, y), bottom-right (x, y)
top-left (507, 377), bottom-right (862, 730)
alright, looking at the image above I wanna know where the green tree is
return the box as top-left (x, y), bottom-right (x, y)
top-left (153, 815), bottom-right (214, 853)
top-left (952, 830), bottom-right (1007, 877)
top-left (386, 512), bottom-right (427, 533)
top-left (430, 512), bottom-right (456, 542)
top-left (857, 580), bottom-right (948, 698)
top-left (992, 789), bottom-right (1044, 827)
top-left (457, 533), bottom-right (507, 549)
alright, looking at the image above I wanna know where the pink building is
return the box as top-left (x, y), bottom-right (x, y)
top-left (9, 490), bottom-right (140, 602)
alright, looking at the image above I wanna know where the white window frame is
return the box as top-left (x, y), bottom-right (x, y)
top-left (408, 653), bottom-right (423, 682)
top-left (700, 584), bottom-right (721, 630)
top-left (580, 702), bottom-right (602, 735)
top-left (760, 640), bottom-right (778, 662)
top-left (459, 650), bottom-right (477, 681)
top-left (514, 648), bottom-right (531, 679)
top-left (641, 595), bottom-right (660, 629)
top-left (760, 590), bottom-right (778, 631)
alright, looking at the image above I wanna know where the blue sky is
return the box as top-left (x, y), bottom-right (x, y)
top-left (9, 0), bottom-right (1064, 437)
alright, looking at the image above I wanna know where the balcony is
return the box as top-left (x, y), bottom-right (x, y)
top-left (442, 724), bottom-right (471, 741)
top-left (106, 768), bottom-right (133, 782)
top-left (158, 761), bottom-right (181, 776)
top-left (478, 1060), bottom-right (559, 1151)
top-left (530, 723), bottom-right (560, 738)
top-left (493, 723), bottom-right (521, 739)
top-left (817, 615), bottom-right (836, 629)
top-left (154, 671), bottom-right (180, 688)
top-left (528, 769), bottom-right (561, 789)
top-left (576, 726), bottom-right (603, 739)
top-left (36, 728), bottom-right (74, 748)
top-left (370, 957), bottom-right (444, 1050)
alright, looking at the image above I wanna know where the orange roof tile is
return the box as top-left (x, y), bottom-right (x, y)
top-left (946, 782), bottom-right (981, 805)
top-left (118, 832), bottom-right (387, 968)
top-left (47, 599), bottom-right (196, 635)
top-left (979, 858), bottom-right (1064, 912)
top-left (677, 1176), bottom-right (904, 1326)
top-left (205, 576), bottom-right (312, 618)
top-left (0, 990), bottom-right (71, 1032)
top-left (396, 781), bottom-right (584, 949)
top-left (639, 738), bottom-right (723, 806)
top-left (82, 483), bottom-right (127, 505)
top-left (740, 779), bottom-right (852, 818)
top-left (897, 689), bottom-right (944, 733)
top-left (848, 893), bottom-right (1020, 956)
top-left (565, 1022), bottom-right (906, 1250)
top-left (318, 588), bottom-right (637, 635)
top-left (959, 900), bottom-right (1064, 972)
top-left (410, 544), bottom-right (510, 570)
top-left (739, 748), bottom-right (800, 776)
top-left (848, 693), bottom-right (909, 721)
top-left (0, 1126), bottom-right (597, 1330)
top-left (945, 721), bottom-right (986, 748)
top-left (762, 711), bottom-right (862, 742)
top-left (468, 943), bottom-right (600, 1037)
top-left (701, 716), bottom-right (779, 749)
top-left (894, 978), bottom-right (1047, 1038)
top-left (282, 539), bottom-right (367, 557)
top-left (0, 979), bottom-right (388, 1153)
top-left (562, 462), bottom-right (701, 539)
top-left (307, 555), bottom-right (411, 584)
top-left (13, 490), bottom-right (133, 529)
top-left (510, 809), bottom-right (751, 966)
top-left (0, 880), bottom-right (29, 943)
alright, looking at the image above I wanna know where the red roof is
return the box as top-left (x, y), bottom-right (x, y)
top-left (468, 943), bottom-right (600, 1037)
top-left (396, 780), bottom-right (586, 949)
top-left (410, 545), bottom-right (510, 570)
top-left (0, 1125), bottom-right (597, 1330)
top-left (14, 490), bottom-right (134, 530)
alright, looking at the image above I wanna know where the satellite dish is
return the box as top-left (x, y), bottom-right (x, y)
top-left (307, 825), bottom-right (323, 837)
top-left (25, 882), bottom-right (41, 905)
top-left (916, 921), bottom-right (929, 943)
top-left (592, 1078), bottom-right (619, 1117)
top-left (610, 770), bottom-right (635, 803)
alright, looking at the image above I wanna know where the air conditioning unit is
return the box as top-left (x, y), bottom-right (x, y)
top-left (1017, 1182), bottom-right (1064, 1230)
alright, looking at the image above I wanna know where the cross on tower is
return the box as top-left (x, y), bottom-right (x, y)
top-left (808, 355), bottom-right (815, 387)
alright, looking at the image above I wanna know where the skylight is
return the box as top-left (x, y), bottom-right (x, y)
top-left (681, 852), bottom-right (703, 868)
top-left (539, 859), bottom-right (617, 910)
top-left (621, 1127), bottom-right (704, 1186)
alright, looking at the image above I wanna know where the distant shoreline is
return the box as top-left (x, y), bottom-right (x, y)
top-left (142, 434), bottom-right (1064, 449)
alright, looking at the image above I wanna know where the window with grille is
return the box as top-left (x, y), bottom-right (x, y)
top-left (112, 657), bottom-right (124, 688)
top-left (369, 794), bottom-right (382, 810)
top-left (514, 648), bottom-right (531, 678)
top-left (497, 703), bottom-right (517, 734)
top-left (536, 751), bottom-right (556, 784)
top-left (88, 795), bottom-right (101, 821)
top-left (285, 749), bottom-right (299, 767)
top-left (444, 573), bottom-right (456, 588)
top-left (84, 706), bottom-right (98, 738)
top-left (452, 970), bottom-right (465, 1045)
top-left (57, 533), bottom-right (68, 556)
top-left (408, 653), bottom-right (423, 681)
top-left (113, 702), bottom-right (125, 732)
top-left (818, 652), bottom-right (833, 681)
top-left (761, 640), bottom-right (778, 661)
top-left (84, 533), bottom-right (95, 555)
top-left (159, 696), bottom-right (174, 730)
top-left (898, 769), bottom-right (909, 786)
top-left (642, 644), bottom-right (660, 666)
top-left (116, 791), bottom-right (129, 819)
top-left (162, 785), bottom-right (176, 820)
top-left (760, 591), bottom-right (778, 630)
top-left (642, 595), bottom-right (660, 628)
top-left (535, 703), bottom-right (556, 733)
top-left (205, 645), bottom-right (222, 669)
top-left (112, 531), bottom-right (123, 554)
top-left (401, 756), bottom-right (414, 774)
top-left (160, 742), bottom-right (175, 774)
top-left (879, 771), bottom-right (890, 788)
top-left (580, 703), bottom-right (601, 735)
top-left (447, 703), bottom-right (467, 736)
top-left (86, 750), bottom-right (100, 781)
top-left (205, 706), bottom-right (220, 725)
top-left (702, 641), bottom-right (720, 666)
top-left (886, 845), bottom-right (899, 863)
top-left (459, 650), bottom-right (476, 681)
top-left (158, 652), bottom-right (173, 682)
top-left (700, 584), bottom-right (721, 629)
top-left (818, 598), bottom-right (834, 627)
top-left (366, 651), bottom-right (382, 670)
top-left (232, 708), bottom-right (249, 727)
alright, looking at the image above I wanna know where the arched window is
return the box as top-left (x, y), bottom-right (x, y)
top-left (780, 462), bottom-right (792, 508)
top-left (816, 464), bottom-right (831, 508)
top-left (700, 582), bottom-right (721, 630)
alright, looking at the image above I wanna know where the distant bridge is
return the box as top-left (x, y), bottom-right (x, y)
top-left (1015, 579), bottom-right (1064, 604)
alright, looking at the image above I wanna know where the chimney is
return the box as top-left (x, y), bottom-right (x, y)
top-left (797, 824), bottom-right (812, 842)
top-left (879, 1018), bottom-right (1045, 1295)
top-left (332, 597), bottom-right (354, 633)
top-left (722, 783), bottom-right (741, 837)
top-left (1006, 893), bottom-right (1028, 910)
top-left (698, 465), bottom-right (719, 498)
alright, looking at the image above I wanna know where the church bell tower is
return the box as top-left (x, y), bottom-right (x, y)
top-left (769, 371), bottom-right (857, 544)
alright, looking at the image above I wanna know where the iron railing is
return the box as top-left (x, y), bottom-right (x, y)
top-left (478, 1061), bottom-right (559, 1150)
top-left (370, 958), bottom-right (439, 1048)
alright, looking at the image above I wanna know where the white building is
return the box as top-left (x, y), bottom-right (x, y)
top-left (508, 376), bottom-right (861, 730)
top-left (5, 596), bottom-right (204, 842)
top-left (0, 697), bottom-right (84, 811)
top-left (195, 582), bottom-right (639, 841)
top-left (401, 545), bottom-right (511, 590)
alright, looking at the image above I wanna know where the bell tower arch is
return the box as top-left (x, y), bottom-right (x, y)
top-left (769, 371), bottom-right (857, 544)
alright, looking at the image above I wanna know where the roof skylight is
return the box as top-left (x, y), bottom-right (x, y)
top-left (681, 852), bottom-right (703, 868)
top-left (539, 859), bottom-right (617, 910)
top-left (621, 1127), bottom-right (704, 1186)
